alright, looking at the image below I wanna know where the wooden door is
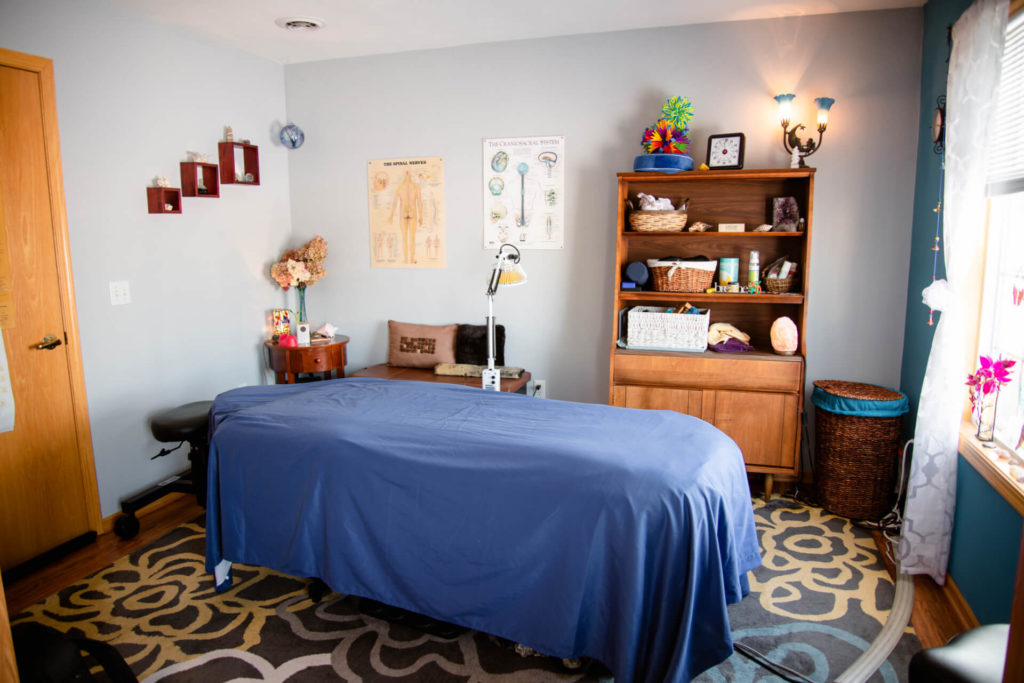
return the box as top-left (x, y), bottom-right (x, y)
top-left (0, 49), bottom-right (100, 571)
top-left (0, 568), bottom-right (18, 682)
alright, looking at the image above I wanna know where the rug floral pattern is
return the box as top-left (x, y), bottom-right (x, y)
top-left (14, 498), bottom-right (920, 682)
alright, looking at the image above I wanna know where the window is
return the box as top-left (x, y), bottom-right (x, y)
top-left (977, 192), bottom-right (1024, 452)
top-left (973, 10), bottom-right (1024, 469)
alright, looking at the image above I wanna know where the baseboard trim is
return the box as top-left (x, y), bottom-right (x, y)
top-left (912, 572), bottom-right (979, 649)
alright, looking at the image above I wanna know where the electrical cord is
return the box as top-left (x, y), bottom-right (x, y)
top-left (854, 438), bottom-right (913, 567)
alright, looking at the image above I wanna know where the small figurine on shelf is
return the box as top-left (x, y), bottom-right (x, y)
top-left (163, 203), bottom-right (173, 212)
top-left (153, 175), bottom-right (170, 188)
top-left (187, 150), bottom-right (209, 163)
top-left (225, 125), bottom-right (234, 142)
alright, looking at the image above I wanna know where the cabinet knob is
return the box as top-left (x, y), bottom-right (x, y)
top-left (314, 357), bottom-right (322, 364)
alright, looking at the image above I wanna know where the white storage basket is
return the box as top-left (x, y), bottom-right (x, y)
top-left (626, 306), bottom-right (710, 352)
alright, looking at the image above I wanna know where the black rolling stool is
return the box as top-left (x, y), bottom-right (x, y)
top-left (909, 624), bottom-right (1009, 683)
top-left (113, 400), bottom-right (213, 539)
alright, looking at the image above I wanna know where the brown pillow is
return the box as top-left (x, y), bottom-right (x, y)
top-left (387, 321), bottom-right (457, 368)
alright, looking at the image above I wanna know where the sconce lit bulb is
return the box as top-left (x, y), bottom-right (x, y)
top-left (774, 93), bottom-right (836, 168)
top-left (814, 97), bottom-right (835, 132)
top-left (774, 93), bottom-right (795, 128)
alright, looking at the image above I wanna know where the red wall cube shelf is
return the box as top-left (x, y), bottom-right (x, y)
top-left (180, 161), bottom-right (220, 197)
top-left (147, 187), bottom-right (181, 214)
top-left (218, 141), bottom-right (260, 185)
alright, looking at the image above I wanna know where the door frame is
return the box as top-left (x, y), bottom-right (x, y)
top-left (0, 47), bottom-right (101, 533)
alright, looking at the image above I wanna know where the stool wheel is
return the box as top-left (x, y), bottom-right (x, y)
top-left (114, 514), bottom-right (140, 540)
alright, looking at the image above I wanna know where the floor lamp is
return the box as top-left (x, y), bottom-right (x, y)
top-left (483, 244), bottom-right (527, 391)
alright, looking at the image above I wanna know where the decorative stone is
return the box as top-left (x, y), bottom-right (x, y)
top-left (754, 223), bottom-right (773, 232)
top-left (687, 220), bottom-right (712, 232)
top-left (770, 316), bottom-right (798, 355)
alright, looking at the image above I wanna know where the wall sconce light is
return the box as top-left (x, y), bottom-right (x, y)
top-left (774, 94), bottom-right (835, 167)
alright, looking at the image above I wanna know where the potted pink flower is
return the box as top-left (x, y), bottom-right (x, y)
top-left (966, 355), bottom-right (1015, 441)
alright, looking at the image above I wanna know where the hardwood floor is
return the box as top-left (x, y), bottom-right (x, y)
top-left (871, 528), bottom-right (978, 649)
top-left (3, 493), bottom-right (970, 652)
top-left (3, 493), bottom-right (203, 617)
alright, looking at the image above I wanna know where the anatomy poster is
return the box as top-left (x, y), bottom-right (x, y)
top-left (483, 136), bottom-right (564, 249)
top-left (367, 157), bottom-right (445, 268)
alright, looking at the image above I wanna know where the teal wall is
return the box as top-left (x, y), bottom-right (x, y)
top-left (901, 0), bottom-right (1022, 624)
top-left (950, 457), bottom-right (1022, 623)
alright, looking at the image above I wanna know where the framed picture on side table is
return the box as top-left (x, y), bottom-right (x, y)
top-left (706, 133), bottom-right (746, 170)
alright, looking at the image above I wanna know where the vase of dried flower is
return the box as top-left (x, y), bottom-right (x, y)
top-left (976, 391), bottom-right (998, 442)
top-left (296, 285), bottom-right (307, 324)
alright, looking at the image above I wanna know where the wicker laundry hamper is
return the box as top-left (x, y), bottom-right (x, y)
top-left (811, 380), bottom-right (909, 520)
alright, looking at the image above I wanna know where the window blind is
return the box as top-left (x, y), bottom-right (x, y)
top-left (988, 12), bottom-right (1024, 195)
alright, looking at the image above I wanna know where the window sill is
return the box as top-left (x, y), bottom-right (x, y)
top-left (959, 420), bottom-right (1024, 516)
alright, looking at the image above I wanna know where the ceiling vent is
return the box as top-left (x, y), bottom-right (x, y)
top-left (275, 16), bottom-right (326, 32)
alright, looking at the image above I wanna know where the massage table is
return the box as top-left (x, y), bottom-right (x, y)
top-left (205, 378), bottom-right (760, 682)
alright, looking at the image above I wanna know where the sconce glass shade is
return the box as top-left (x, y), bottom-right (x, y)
top-left (774, 93), bottom-right (796, 125)
top-left (814, 97), bottom-right (835, 129)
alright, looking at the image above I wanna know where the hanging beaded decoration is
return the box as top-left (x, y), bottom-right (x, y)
top-left (928, 154), bottom-right (945, 326)
top-left (928, 29), bottom-right (953, 326)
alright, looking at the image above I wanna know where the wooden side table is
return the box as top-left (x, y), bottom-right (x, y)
top-left (264, 336), bottom-right (349, 384)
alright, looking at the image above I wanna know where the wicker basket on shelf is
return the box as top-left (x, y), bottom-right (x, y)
top-left (764, 276), bottom-right (795, 293)
top-left (628, 208), bottom-right (688, 232)
top-left (648, 259), bottom-right (716, 293)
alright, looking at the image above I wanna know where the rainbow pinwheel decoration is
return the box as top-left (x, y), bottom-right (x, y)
top-left (642, 119), bottom-right (690, 155)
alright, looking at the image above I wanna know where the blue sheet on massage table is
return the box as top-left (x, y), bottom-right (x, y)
top-left (205, 378), bottom-right (760, 682)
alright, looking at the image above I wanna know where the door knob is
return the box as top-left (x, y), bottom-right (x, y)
top-left (36, 334), bottom-right (62, 350)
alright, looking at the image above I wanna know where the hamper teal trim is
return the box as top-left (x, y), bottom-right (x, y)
top-left (811, 386), bottom-right (909, 417)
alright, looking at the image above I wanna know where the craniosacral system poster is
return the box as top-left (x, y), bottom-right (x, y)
top-left (483, 136), bottom-right (564, 249)
top-left (368, 156), bottom-right (445, 268)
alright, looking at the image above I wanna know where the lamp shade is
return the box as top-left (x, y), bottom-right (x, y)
top-left (814, 97), bottom-right (835, 128)
top-left (774, 93), bottom-right (796, 125)
top-left (497, 262), bottom-right (527, 287)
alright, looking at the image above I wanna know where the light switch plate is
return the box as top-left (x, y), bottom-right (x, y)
top-left (109, 280), bottom-right (131, 305)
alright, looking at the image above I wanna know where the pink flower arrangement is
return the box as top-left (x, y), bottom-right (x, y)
top-left (270, 235), bottom-right (327, 290)
top-left (966, 355), bottom-right (1015, 417)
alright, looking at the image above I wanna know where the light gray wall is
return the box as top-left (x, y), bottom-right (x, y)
top-left (0, 3), bottom-right (923, 518)
top-left (285, 10), bottom-right (923, 407)
top-left (0, 0), bottom-right (292, 516)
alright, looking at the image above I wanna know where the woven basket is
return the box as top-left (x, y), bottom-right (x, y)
top-left (813, 380), bottom-right (906, 520)
top-left (626, 306), bottom-right (709, 352)
top-left (629, 209), bottom-right (688, 232)
top-left (764, 276), bottom-right (795, 293)
top-left (649, 260), bottom-right (716, 292)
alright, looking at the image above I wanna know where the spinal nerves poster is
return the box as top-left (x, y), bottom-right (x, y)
top-left (367, 157), bottom-right (445, 268)
top-left (483, 136), bottom-right (564, 249)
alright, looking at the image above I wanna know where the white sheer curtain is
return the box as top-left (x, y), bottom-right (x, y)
top-left (899, 0), bottom-right (1008, 583)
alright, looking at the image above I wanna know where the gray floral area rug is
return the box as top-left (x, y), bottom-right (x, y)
top-left (13, 498), bottom-right (920, 681)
